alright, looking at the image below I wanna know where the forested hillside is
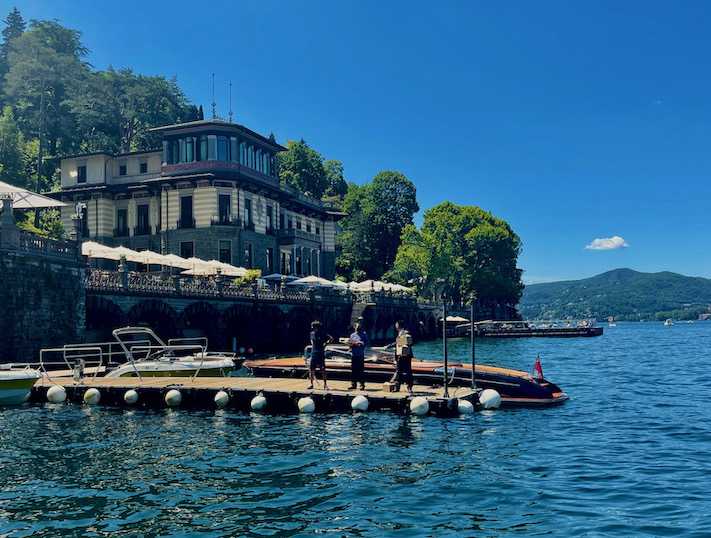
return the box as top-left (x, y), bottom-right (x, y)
top-left (520, 268), bottom-right (711, 321)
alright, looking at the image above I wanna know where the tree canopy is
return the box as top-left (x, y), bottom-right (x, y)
top-left (337, 171), bottom-right (419, 281)
top-left (387, 202), bottom-right (523, 308)
top-left (276, 139), bottom-right (328, 198)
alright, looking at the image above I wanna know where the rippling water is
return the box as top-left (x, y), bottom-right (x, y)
top-left (2, 322), bottom-right (711, 536)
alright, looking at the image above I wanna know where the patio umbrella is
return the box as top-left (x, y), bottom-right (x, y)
top-left (0, 181), bottom-right (65, 209)
top-left (161, 254), bottom-right (192, 269)
top-left (287, 275), bottom-right (341, 287)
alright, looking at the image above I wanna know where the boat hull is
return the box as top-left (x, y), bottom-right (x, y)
top-left (245, 358), bottom-right (568, 407)
top-left (0, 376), bottom-right (39, 405)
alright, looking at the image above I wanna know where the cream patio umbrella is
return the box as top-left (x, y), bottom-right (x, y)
top-left (287, 275), bottom-right (342, 287)
top-left (0, 180), bottom-right (65, 209)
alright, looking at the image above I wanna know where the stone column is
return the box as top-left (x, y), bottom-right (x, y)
top-left (0, 196), bottom-right (19, 249)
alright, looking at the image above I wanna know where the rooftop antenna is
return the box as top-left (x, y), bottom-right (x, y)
top-left (211, 73), bottom-right (217, 119)
top-left (228, 81), bottom-right (233, 123)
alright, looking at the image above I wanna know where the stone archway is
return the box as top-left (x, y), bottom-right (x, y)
top-left (180, 301), bottom-right (223, 350)
top-left (222, 304), bottom-right (256, 354)
top-left (85, 295), bottom-right (126, 341)
top-left (127, 299), bottom-right (179, 341)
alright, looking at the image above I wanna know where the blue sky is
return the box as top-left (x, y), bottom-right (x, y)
top-left (5, 1), bottom-right (711, 282)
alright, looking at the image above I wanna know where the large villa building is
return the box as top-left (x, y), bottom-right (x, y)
top-left (53, 119), bottom-right (342, 278)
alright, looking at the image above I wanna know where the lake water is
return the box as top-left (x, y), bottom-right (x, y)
top-left (1, 322), bottom-right (710, 536)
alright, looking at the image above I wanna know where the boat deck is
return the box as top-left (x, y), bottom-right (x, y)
top-left (31, 376), bottom-right (476, 416)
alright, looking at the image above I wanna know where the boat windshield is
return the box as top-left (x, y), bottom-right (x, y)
top-left (112, 327), bottom-right (172, 362)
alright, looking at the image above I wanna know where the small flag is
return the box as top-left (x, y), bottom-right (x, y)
top-left (533, 355), bottom-right (544, 380)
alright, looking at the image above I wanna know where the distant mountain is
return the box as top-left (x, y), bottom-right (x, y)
top-left (520, 268), bottom-right (711, 321)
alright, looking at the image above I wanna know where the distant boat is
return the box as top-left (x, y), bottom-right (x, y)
top-left (608, 316), bottom-right (616, 327)
top-left (664, 319), bottom-right (673, 326)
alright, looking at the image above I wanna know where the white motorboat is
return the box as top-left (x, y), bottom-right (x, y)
top-left (0, 364), bottom-right (41, 405)
top-left (664, 319), bottom-right (673, 327)
top-left (40, 327), bottom-right (239, 380)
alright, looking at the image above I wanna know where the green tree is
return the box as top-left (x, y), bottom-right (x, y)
top-left (3, 19), bottom-right (88, 196)
top-left (336, 171), bottom-right (419, 280)
top-left (70, 68), bottom-right (196, 153)
top-left (0, 105), bottom-right (25, 186)
top-left (388, 202), bottom-right (523, 308)
top-left (277, 139), bottom-right (327, 198)
top-left (323, 159), bottom-right (347, 198)
top-left (0, 7), bottom-right (25, 84)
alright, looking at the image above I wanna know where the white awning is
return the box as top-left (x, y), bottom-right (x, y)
top-left (0, 181), bottom-right (65, 209)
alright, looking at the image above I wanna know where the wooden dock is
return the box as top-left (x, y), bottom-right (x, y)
top-left (31, 376), bottom-right (477, 416)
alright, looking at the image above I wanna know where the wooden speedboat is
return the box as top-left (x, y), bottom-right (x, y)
top-left (244, 345), bottom-right (568, 407)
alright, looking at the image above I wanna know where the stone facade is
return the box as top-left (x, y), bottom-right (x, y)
top-left (53, 119), bottom-right (343, 277)
top-left (0, 213), bottom-right (85, 363)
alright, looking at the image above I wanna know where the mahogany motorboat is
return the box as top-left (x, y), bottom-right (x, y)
top-left (244, 344), bottom-right (568, 407)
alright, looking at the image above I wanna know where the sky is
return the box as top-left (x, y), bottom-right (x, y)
top-left (4, 0), bottom-right (711, 283)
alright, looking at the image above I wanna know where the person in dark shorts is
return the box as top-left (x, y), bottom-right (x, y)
top-left (348, 318), bottom-right (368, 390)
top-left (308, 320), bottom-right (332, 389)
top-left (392, 320), bottom-right (414, 394)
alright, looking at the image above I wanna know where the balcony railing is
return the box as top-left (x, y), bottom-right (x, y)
top-left (210, 215), bottom-right (241, 227)
top-left (243, 221), bottom-right (255, 232)
top-left (176, 218), bottom-right (195, 229)
top-left (278, 228), bottom-right (319, 243)
top-left (113, 227), bottom-right (129, 237)
top-left (134, 225), bottom-right (151, 236)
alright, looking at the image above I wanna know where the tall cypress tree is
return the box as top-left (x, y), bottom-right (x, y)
top-left (0, 8), bottom-right (26, 76)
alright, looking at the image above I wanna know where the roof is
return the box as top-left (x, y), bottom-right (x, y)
top-left (148, 119), bottom-right (286, 151)
top-left (60, 148), bottom-right (160, 160)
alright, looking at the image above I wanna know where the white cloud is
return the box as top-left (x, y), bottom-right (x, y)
top-left (585, 235), bottom-right (629, 251)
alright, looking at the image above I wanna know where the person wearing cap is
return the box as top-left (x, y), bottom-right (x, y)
top-left (392, 320), bottom-right (414, 394)
top-left (348, 318), bottom-right (368, 390)
top-left (308, 320), bottom-right (332, 389)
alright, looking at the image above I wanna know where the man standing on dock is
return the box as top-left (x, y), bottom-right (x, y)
top-left (348, 318), bottom-right (368, 390)
top-left (308, 320), bottom-right (332, 390)
top-left (392, 320), bottom-right (414, 394)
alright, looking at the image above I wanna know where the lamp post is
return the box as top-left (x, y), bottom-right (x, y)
top-left (442, 294), bottom-right (449, 397)
top-left (470, 291), bottom-right (477, 391)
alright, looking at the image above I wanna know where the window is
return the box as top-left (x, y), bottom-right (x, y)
top-left (116, 208), bottom-right (128, 236)
top-left (256, 148), bottom-right (262, 172)
top-left (248, 145), bottom-right (254, 168)
top-left (296, 218), bottom-right (302, 230)
top-left (80, 205), bottom-right (89, 236)
top-left (119, 163), bottom-right (127, 176)
top-left (77, 165), bottom-right (87, 183)
top-left (244, 243), bottom-right (253, 268)
top-left (244, 198), bottom-right (252, 227)
top-left (217, 136), bottom-right (228, 161)
top-left (199, 136), bottom-right (207, 161)
top-left (137, 204), bottom-right (150, 234)
top-left (306, 249), bottom-right (312, 275)
top-left (179, 138), bottom-right (186, 162)
top-left (186, 138), bottom-right (194, 162)
top-left (240, 142), bottom-right (246, 165)
top-left (162, 141), bottom-right (169, 164)
top-left (171, 140), bottom-right (179, 164)
top-left (180, 241), bottom-right (194, 259)
top-left (180, 196), bottom-right (193, 228)
top-left (279, 213), bottom-right (284, 230)
top-left (288, 217), bottom-right (293, 229)
top-left (295, 248), bottom-right (302, 275)
top-left (219, 240), bottom-right (232, 264)
top-left (207, 135), bottom-right (217, 160)
top-left (230, 137), bottom-right (238, 162)
top-left (306, 222), bottom-right (311, 233)
top-left (218, 194), bottom-right (231, 224)
top-left (316, 225), bottom-right (320, 236)
top-left (266, 247), bottom-right (274, 273)
top-left (266, 205), bottom-right (273, 231)
top-left (140, 161), bottom-right (148, 174)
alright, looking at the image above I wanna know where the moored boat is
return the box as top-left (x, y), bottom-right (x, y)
top-left (40, 327), bottom-right (238, 379)
top-left (245, 345), bottom-right (568, 407)
top-left (0, 364), bottom-right (41, 405)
